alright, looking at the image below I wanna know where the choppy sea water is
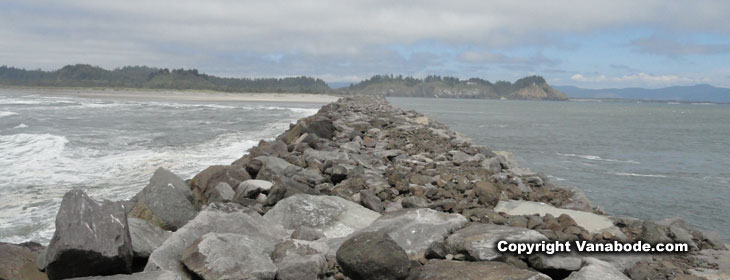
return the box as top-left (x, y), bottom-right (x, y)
top-left (0, 90), bottom-right (322, 244)
top-left (389, 97), bottom-right (730, 240)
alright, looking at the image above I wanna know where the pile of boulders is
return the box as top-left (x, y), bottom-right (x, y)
top-left (2, 96), bottom-right (727, 280)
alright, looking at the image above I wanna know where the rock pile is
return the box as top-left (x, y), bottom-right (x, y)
top-left (2, 96), bottom-right (727, 279)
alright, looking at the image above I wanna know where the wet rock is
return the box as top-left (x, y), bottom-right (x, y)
top-left (46, 190), bottom-right (133, 280)
top-left (145, 203), bottom-right (286, 279)
top-left (336, 231), bottom-right (411, 280)
top-left (189, 165), bottom-right (251, 208)
top-left (181, 232), bottom-right (277, 280)
top-left (130, 169), bottom-right (197, 231)
top-left (128, 217), bottom-right (171, 259)
top-left (264, 194), bottom-right (381, 238)
top-left (445, 223), bottom-right (546, 261)
top-left (358, 208), bottom-right (467, 257)
top-left (415, 260), bottom-right (551, 280)
top-left (0, 242), bottom-right (48, 280)
top-left (566, 257), bottom-right (630, 280)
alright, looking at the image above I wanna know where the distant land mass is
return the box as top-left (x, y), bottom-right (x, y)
top-left (556, 84), bottom-right (730, 103)
top-left (0, 64), bottom-right (568, 100)
top-left (339, 75), bottom-right (568, 100)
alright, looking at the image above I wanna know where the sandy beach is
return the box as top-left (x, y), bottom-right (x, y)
top-left (0, 86), bottom-right (340, 103)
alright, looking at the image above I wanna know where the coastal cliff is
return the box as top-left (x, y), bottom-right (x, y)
top-left (2, 96), bottom-right (727, 280)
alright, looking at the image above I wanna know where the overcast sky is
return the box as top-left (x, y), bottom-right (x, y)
top-left (1, 1), bottom-right (730, 88)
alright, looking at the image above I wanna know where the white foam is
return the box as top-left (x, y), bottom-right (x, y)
top-left (12, 123), bottom-right (28, 129)
top-left (614, 172), bottom-right (668, 178)
top-left (556, 153), bottom-right (639, 164)
top-left (0, 111), bottom-right (17, 118)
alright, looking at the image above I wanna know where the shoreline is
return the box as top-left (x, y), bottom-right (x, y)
top-left (0, 86), bottom-right (340, 104)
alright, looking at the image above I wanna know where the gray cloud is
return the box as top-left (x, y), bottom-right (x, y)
top-left (630, 37), bottom-right (730, 57)
top-left (609, 64), bottom-right (640, 72)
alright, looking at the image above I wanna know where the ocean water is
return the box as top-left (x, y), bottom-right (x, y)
top-left (389, 97), bottom-right (730, 240)
top-left (0, 90), bottom-right (321, 244)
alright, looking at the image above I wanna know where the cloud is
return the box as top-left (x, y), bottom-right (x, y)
top-left (630, 37), bottom-right (730, 57)
top-left (458, 51), bottom-right (557, 67)
top-left (569, 73), bottom-right (710, 87)
top-left (609, 64), bottom-right (640, 72)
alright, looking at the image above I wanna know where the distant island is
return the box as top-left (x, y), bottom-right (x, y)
top-left (0, 64), bottom-right (568, 101)
top-left (556, 84), bottom-right (730, 103)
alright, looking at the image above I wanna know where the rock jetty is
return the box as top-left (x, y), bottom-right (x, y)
top-left (2, 96), bottom-right (728, 279)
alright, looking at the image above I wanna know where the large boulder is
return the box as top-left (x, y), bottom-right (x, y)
top-left (270, 240), bottom-right (328, 280)
top-left (357, 208), bottom-right (467, 258)
top-left (181, 233), bottom-right (277, 280)
top-left (145, 203), bottom-right (286, 279)
top-left (336, 231), bottom-right (411, 280)
top-left (495, 200), bottom-right (623, 238)
top-left (0, 242), bottom-right (47, 280)
top-left (565, 257), bottom-right (630, 280)
top-left (45, 190), bottom-right (133, 280)
top-left (128, 217), bottom-right (172, 259)
top-left (445, 223), bottom-right (547, 261)
top-left (415, 260), bottom-right (551, 280)
top-left (189, 165), bottom-right (251, 208)
top-left (263, 194), bottom-right (380, 238)
top-left (129, 168), bottom-right (197, 231)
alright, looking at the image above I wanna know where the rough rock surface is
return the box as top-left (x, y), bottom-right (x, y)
top-left (0, 242), bottom-right (48, 280)
top-left (127, 217), bottom-right (172, 258)
top-left (336, 231), bottom-right (411, 280)
top-left (181, 232), bottom-right (277, 280)
top-left (565, 257), bottom-right (630, 280)
top-left (189, 165), bottom-right (251, 208)
top-left (145, 203), bottom-right (286, 279)
top-left (264, 194), bottom-right (380, 238)
top-left (129, 168), bottom-right (197, 231)
top-left (445, 223), bottom-right (547, 261)
top-left (45, 190), bottom-right (133, 280)
top-left (495, 200), bottom-right (623, 237)
top-left (415, 260), bottom-right (551, 280)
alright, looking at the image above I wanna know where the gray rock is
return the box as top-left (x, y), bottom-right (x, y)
top-left (495, 200), bottom-right (624, 238)
top-left (207, 182), bottom-right (234, 202)
top-left (474, 181), bottom-right (500, 206)
top-left (415, 260), bottom-right (551, 280)
top-left (68, 271), bottom-right (183, 279)
top-left (640, 221), bottom-right (672, 244)
top-left (236, 179), bottom-right (274, 199)
top-left (264, 194), bottom-right (381, 238)
top-left (445, 223), bottom-right (546, 261)
top-left (449, 150), bottom-right (472, 164)
top-left (276, 254), bottom-right (327, 280)
top-left (336, 231), bottom-right (411, 280)
top-left (270, 239), bottom-right (329, 263)
top-left (401, 196), bottom-right (429, 208)
top-left (384, 200), bottom-right (403, 213)
top-left (691, 249), bottom-right (730, 280)
top-left (359, 189), bottom-right (382, 212)
top-left (189, 165), bottom-right (251, 208)
top-left (565, 257), bottom-right (630, 280)
top-left (592, 254), bottom-right (651, 273)
top-left (181, 232), bottom-right (277, 280)
top-left (46, 190), bottom-right (133, 280)
top-left (130, 169), bottom-right (197, 231)
top-left (0, 242), bottom-right (47, 280)
top-left (358, 208), bottom-right (467, 257)
top-left (480, 157), bottom-right (502, 174)
top-left (291, 226), bottom-right (326, 241)
top-left (145, 203), bottom-right (286, 279)
top-left (128, 217), bottom-right (172, 258)
top-left (528, 253), bottom-right (583, 271)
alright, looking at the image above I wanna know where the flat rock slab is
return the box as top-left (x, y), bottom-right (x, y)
top-left (128, 217), bottom-right (172, 258)
top-left (358, 208), bottom-right (467, 258)
top-left (565, 257), bottom-right (630, 280)
top-left (145, 203), bottom-right (286, 279)
top-left (182, 233), bottom-right (277, 280)
top-left (264, 194), bottom-right (380, 238)
top-left (46, 190), bottom-right (133, 280)
top-left (415, 260), bottom-right (551, 280)
top-left (495, 200), bottom-right (622, 236)
top-left (445, 223), bottom-right (546, 261)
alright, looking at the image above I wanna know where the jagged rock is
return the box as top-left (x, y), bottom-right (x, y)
top-left (445, 223), bottom-right (546, 261)
top-left (0, 242), bottom-right (48, 280)
top-left (128, 217), bottom-right (172, 259)
top-left (129, 169), bottom-right (197, 231)
top-left (415, 260), bottom-right (551, 280)
top-left (495, 200), bottom-right (624, 238)
top-left (189, 165), bottom-right (251, 208)
top-left (68, 271), bottom-right (183, 279)
top-left (235, 179), bottom-right (274, 199)
top-left (181, 232), bottom-right (277, 280)
top-left (336, 231), bottom-right (411, 280)
top-left (145, 203), bottom-right (286, 279)
top-left (565, 257), bottom-right (630, 280)
top-left (207, 182), bottom-right (234, 203)
top-left (46, 190), bottom-right (133, 280)
top-left (264, 194), bottom-right (380, 238)
top-left (291, 226), bottom-right (326, 241)
top-left (358, 208), bottom-right (467, 257)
